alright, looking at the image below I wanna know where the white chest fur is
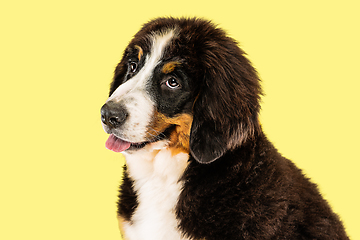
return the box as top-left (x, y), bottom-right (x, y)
top-left (121, 142), bottom-right (190, 240)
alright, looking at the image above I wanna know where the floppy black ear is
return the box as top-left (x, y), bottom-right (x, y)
top-left (189, 118), bottom-right (229, 164)
top-left (189, 31), bottom-right (262, 164)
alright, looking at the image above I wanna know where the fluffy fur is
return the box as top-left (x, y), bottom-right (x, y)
top-left (101, 17), bottom-right (349, 239)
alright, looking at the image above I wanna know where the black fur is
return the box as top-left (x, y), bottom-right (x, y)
top-left (117, 165), bottom-right (138, 223)
top-left (178, 132), bottom-right (348, 239)
top-left (110, 17), bottom-right (348, 239)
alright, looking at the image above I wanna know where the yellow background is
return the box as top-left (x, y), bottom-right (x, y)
top-left (1, 0), bottom-right (359, 239)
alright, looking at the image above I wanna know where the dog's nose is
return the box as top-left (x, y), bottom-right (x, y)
top-left (101, 102), bottom-right (129, 129)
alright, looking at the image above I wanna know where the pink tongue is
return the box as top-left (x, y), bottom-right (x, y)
top-left (105, 134), bottom-right (131, 152)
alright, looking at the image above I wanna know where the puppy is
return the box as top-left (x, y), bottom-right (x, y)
top-left (101, 17), bottom-right (349, 240)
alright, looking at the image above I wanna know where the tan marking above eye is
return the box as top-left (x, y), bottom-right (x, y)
top-left (134, 45), bottom-right (143, 61)
top-left (162, 61), bottom-right (181, 74)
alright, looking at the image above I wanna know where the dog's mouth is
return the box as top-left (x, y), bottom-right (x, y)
top-left (105, 134), bottom-right (134, 152)
top-left (105, 126), bottom-right (175, 153)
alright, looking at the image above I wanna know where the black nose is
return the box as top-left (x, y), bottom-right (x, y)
top-left (101, 101), bottom-right (129, 129)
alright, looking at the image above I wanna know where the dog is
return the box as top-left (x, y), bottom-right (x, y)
top-left (101, 17), bottom-right (349, 240)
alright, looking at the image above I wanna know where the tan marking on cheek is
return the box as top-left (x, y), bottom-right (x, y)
top-left (168, 114), bottom-right (192, 154)
top-left (146, 111), bottom-right (173, 139)
top-left (147, 112), bottom-right (193, 154)
top-left (162, 61), bottom-right (181, 74)
top-left (134, 45), bottom-right (143, 61)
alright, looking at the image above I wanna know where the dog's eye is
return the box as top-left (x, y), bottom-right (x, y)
top-left (165, 77), bottom-right (180, 89)
top-left (129, 62), bottom-right (137, 73)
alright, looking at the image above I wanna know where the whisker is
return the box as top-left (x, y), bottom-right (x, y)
top-left (146, 127), bottom-right (167, 141)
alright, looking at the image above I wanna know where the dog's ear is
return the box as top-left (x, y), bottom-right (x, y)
top-left (189, 33), bottom-right (262, 164)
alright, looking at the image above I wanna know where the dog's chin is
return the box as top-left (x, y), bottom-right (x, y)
top-left (127, 140), bottom-right (152, 151)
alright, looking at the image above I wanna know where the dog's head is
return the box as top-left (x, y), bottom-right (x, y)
top-left (101, 17), bottom-right (262, 163)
